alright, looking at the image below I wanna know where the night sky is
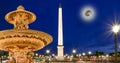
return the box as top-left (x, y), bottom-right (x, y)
top-left (0, 0), bottom-right (120, 55)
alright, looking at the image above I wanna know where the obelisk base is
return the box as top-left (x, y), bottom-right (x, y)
top-left (56, 45), bottom-right (64, 61)
top-left (56, 56), bottom-right (64, 61)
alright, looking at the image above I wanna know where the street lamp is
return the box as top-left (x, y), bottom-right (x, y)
top-left (82, 53), bottom-right (86, 56)
top-left (112, 24), bottom-right (120, 63)
top-left (46, 50), bottom-right (50, 63)
top-left (82, 53), bottom-right (86, 61)
top-left (79, 54), bottom-right (81, 57)
top-left (52, 54), bottom-right (55, 57)
top-left (46, 50), bottom-right (50, 54)
top-left (112, 24), bottom-right (120, 33)
top-left (35, 53), bottom-right (38, 56)
top-left (88, 51), bottom-right (92, 59)
top-left (72, 49), bottom-right (76, 58)
top-left (72, 50), bottom-right (76, 54)
top-left (106, 54), bottom-right (109, 57)
top-left (65, 54), bottom-right (68, 57)
top-left (46, 50), bottom-right (50, 56)
top-left (35, 53), bottom-right (38, 58)
top-left (88, 51), bottom-right (92, 55)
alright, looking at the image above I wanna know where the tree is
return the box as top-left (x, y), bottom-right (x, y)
top-left (95, 50), bottom-right (104, 57)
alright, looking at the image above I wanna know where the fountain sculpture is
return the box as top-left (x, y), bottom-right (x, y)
top-left (0, 5), bottom-right (53, 63)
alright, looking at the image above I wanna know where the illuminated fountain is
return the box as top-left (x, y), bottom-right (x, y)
top-left (0, 6), bottom-right (53, 63)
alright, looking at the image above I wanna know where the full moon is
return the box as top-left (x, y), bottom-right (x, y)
top-left (80, 6), bottom-right (96, 22)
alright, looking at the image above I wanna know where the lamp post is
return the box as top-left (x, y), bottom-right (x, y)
top-left (46, 50), bottom-right (50, 58)
top-left (46, 50), bottom-right (50, 55)
top-left (35, 53), bottom-right (38, 56)
top-left (46, 50), bottom-right (50, 63)
top-left (112, 24), bottom-right (120, 63)
top-left (82, 53), bottom-right (85, 56)
top-left (88, 51), bottom-right (92, 60)
top-left (72, 50), bottom-right (76, 58)
top-left (35, 53), bottom-right (38, 58)
top-left (72, 50), bottom-right (76, 54)
top-left (88, 51), bottom-right (92, 55)
top-left (82, 53), bottom-right (86, 61)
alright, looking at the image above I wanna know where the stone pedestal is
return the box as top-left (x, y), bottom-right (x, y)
top-left (56, 56), bottom-right (64, 61)
top-left (57, 46), bottom-right (64, 61)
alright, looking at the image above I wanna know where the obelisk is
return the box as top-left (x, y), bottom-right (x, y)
top-left (57, 4), bottom-right (64, 60)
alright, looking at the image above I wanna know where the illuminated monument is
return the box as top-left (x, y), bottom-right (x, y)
top-left (0, 6), bottom-right (53, 63)
top-left (56, 4), bottom-right (64, 60)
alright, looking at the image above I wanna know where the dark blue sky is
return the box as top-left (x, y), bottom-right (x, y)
top-left (0, 0), bottom-right (120, 55)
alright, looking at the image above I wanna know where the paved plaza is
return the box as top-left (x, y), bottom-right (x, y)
top-left (1, 60), bottom-right (119, 63)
